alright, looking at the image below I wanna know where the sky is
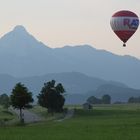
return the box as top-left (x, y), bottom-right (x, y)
top-left (0, 0), bottom-right (140, 58)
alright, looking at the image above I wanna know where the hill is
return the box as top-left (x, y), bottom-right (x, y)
top-left (87, 84), bottom-right (140, 103)
top-left (0, 72), bottom-right (112, 95)
top-left (0, 25), bottom-right (140, 89)
top-left (0, 72), bottom-right (140, 104)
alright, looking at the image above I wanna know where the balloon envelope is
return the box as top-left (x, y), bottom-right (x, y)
top-left (110, 10), bottom-right (139, 46)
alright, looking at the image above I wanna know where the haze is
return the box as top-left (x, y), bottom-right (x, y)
top-left (0, 0), bottom-right (140, 58)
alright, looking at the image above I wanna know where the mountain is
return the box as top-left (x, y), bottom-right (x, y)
top-left (0, 25), bottom-right (140, 89)
top-left (0, 25), bottom-right (57, 76)
top-left (0, 72), bottom-right (139, 104)
top-left (71, 83), bottom-right (140, 104)
top-left (54, 46), bottom-right (140, 89)
top-left (87, 84), bottom-right (140, 103)
top-left (0, 72), bottom-right (116, 94)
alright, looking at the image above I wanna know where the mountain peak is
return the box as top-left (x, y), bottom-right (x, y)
top-left (0, 25), bottom-right (51, 56)
top-left (13, 25), bottom-right (27, 33)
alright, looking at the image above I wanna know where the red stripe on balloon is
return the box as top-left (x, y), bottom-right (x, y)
top-left (112, 10), bottom-right (138, 18)
top-left (114, 30), bottom-right (135, 43)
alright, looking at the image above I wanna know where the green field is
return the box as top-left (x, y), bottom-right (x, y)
top-left (0, 104), bottom-right (140, 140)
top-left (0, 106), bottom-right (15, 123)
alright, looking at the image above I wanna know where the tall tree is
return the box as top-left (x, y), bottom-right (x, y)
top-left (37, 80), bottom-right (65, 114)
top-left (102, 94), bottom-right (111, 104)
top-left (10, 83), bottom-right (34, 123)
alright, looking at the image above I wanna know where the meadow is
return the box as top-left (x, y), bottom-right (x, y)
top-left (0, 106), bottom-right (15, 123)
top-left (0, 104), bottom-right (140, 140)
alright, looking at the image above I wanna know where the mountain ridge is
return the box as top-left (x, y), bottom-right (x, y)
top-left (0, 25), bottom-right (140, 89)
top-left (1, 72), bottom-right (139, 104)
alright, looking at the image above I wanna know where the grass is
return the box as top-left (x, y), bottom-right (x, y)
top-left (0, 106), bottom-right (15, 121)
top-left (0, 106), bottom-right (16, 126)
top-left (29, 105), bottom-right (65, 120)
top-left (0, 104), bottom-right (140, 140)
top-left (29, 105), bottom-right (48, 116)
top-left (72, 109), bottom-right (140, 140)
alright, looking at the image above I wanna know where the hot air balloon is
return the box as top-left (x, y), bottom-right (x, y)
top-left (110, 10), bottom-right (139, 47)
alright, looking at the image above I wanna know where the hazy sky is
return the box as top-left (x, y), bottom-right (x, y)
top-left (0, 0), bottom-right (140, 58)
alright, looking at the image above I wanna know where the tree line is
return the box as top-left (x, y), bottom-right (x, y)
top-left (87, 95), bottom-right (140, 104)
top-left (0, 80), bottom-right (65, 123)
top-left (87, 95), bottom-right (111, 104)
top-left (128, 96), bottom-right (140, 103)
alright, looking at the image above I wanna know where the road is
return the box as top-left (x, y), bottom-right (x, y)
top-left (11, 108), bottom-right (74, 123)
top-left (11, 108), bottom-right (44, 123)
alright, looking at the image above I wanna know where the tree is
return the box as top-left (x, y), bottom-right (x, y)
top-left (37, 80), bottom-right (65, 114)
top-left (0, 94), bottom-right (10, 109)
top-left (128, 96), bottom-right (140, 103)
top-left (87, 96), bottom-right (102, 104)
top-left (10, 83), bottom-right (34, 123)
top-left (128, 97), bottom-right (135, 103)
top-left (102, 94), bottom-right (111, 104)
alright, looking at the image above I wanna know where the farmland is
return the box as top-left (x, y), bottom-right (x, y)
top-left (0, 104), bottom-right (140, 140)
